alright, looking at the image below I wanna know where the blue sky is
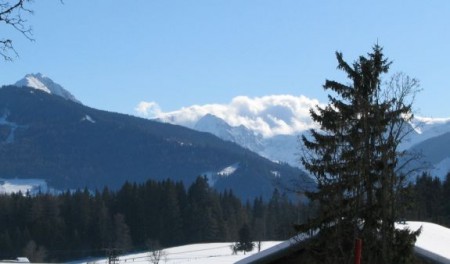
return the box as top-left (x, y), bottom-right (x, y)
top-left (1, 1), bottom-right (450, 117)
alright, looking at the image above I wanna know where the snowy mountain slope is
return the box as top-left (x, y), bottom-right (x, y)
top-left (194, 114), bottom-right (265, 153)
top-left (182, 113), bottom-right (450, 177)
top-left (407, 131), bottom-right (450, 180)
top-left (202, 162), bottom-right (240, 186)
top-left (0, 113), bottom-right (27, 144)
top-left (262, 134), bottom-right (300, 166)
top-left (430, 157), bottom-right (450, 180)
top-left (14, 73), bottom-right (81, 103)
top-left (146, 95), bottom-right (450, 172)
top-left (401, 117), bottom-right (450, 150)
top-left (193, 114), bottom-right (300, 167)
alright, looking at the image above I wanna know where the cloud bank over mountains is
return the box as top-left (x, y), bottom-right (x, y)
top-left (135, 95), bottom-right (322, 137)
top-left (135, 93), bottom-right (450, 140)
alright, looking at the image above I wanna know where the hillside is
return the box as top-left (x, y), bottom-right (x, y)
top-left (0, 85), bottom-right (313, 200)
top-left (167, 112), bottom-right (450, 180)
top-left (408, 131), bottom-right (450, 179)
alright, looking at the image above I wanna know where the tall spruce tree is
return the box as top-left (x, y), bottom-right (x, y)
top-left (300, 45), bottom-right (420, 263)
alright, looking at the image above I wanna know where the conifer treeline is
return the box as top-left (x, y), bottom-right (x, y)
top-left (405, 173), bottom-right (450, 226)
top-left (0, 176), bottom-right (309, 262)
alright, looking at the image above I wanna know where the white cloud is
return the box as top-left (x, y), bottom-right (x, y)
top-left (413, 116), bottom-right (450, 125)
top-left (135, 95), bottom-right (322, 137)
top-left (134, 101), bottom-right (162, 118)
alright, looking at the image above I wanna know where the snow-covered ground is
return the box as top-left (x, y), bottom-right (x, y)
top-left (66, 222), bottom-right (450, 264)
top-left (61, 222), bottom-right (450, 264)
top-left (70, 242), bottom-right (282, 264)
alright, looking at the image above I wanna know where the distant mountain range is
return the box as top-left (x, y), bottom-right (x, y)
top-left (0, 74), bottom-right (314, 200)
top-left (2, 72), bottom-right (449, 201)
top-left (159, 102), bottom-right (450, 181)
top-left (408, 131), bottom-right (450, 179)
top-left (193, 113), bottom-right (300, 167)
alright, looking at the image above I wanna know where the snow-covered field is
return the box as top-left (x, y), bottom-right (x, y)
top-left (69, 221), bottom-right (450, 264)
top-left (70, 242), bottom-right (282, 264)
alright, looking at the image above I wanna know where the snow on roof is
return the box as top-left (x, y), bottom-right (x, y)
top-left (235, 231), bottom-right (311, 264)
top-left (397, 221), bottom-right (450, 263)
top-left (238, 221), bottom-right (450, 264)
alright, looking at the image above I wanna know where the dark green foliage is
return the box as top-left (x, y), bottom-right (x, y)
top-left (392, 228), bottom-right (421, 264)
top-left (412, 174), bottom-right (443, 221)
top-left (300, 45), bottom-right (419, 263)
top-left (406, 173), bottom-right (450, 227)
top-left (185, 177), bottom-right (225, 243)
top-left (0, 177), bottom-right (310, 262)
top-left (22, 240), bottom-right (47, 263)
top-left (233, 223), bottom-right (254, 253)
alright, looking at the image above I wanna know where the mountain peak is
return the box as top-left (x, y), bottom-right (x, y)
top-left (195, 114), bottom-right (230, 130)
top-left (14, 73), bottom-right (81, 104)
top-left (194, 114), bottom-right (265, 153)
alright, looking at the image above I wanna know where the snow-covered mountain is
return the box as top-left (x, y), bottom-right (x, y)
top-left (14, 73), bottom-right (81, 103)
top-left (173, 113), bottom-right (450, 178)
top-left (10, 73), bottom-right (450, 181)
top-left (262, 134), bottom-right (300, 166)
top-left (192, 114), bottom-right (300, 167)
top-left (194, 114), bottom-right (265, 153)
top-left (145, 96), bottom-right (450, 171)
top-left (403, 117), bottom-right (450, 149)
top-left (193, 114), bottom-right (300, 167)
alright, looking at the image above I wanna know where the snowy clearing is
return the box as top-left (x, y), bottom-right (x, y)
top-left (0, 178), bottom-right (48, 195)
top-left (81, 115), bottom-right (96, 123)
top-left (218, 163), bottom-right (239, 176)
top-left (70, 242), bottom-right (282, 264)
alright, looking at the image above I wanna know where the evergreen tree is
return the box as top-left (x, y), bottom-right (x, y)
top-left (442, 173), bottom-right (450, 225)
top-left (22, 240), bottom-right (47, 263)
top-left (233, 223), bottom-right (254, 254)
top-left (158, 180), bottom-right (184, 245)
top-left (251, 196), bottom-right (266, 243)
top-left (185, 176), bottom-right (224, 243)
top-left (113, 213), bottom-right (132, 252)
top-left (221, 190), bottom-right (246, 241)
top-left (300, 45), bottom-right (420, 263)
top-left (0, 177), bottom-right (310, 262)
top-left (413, 173), bottom-right (443, 222)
